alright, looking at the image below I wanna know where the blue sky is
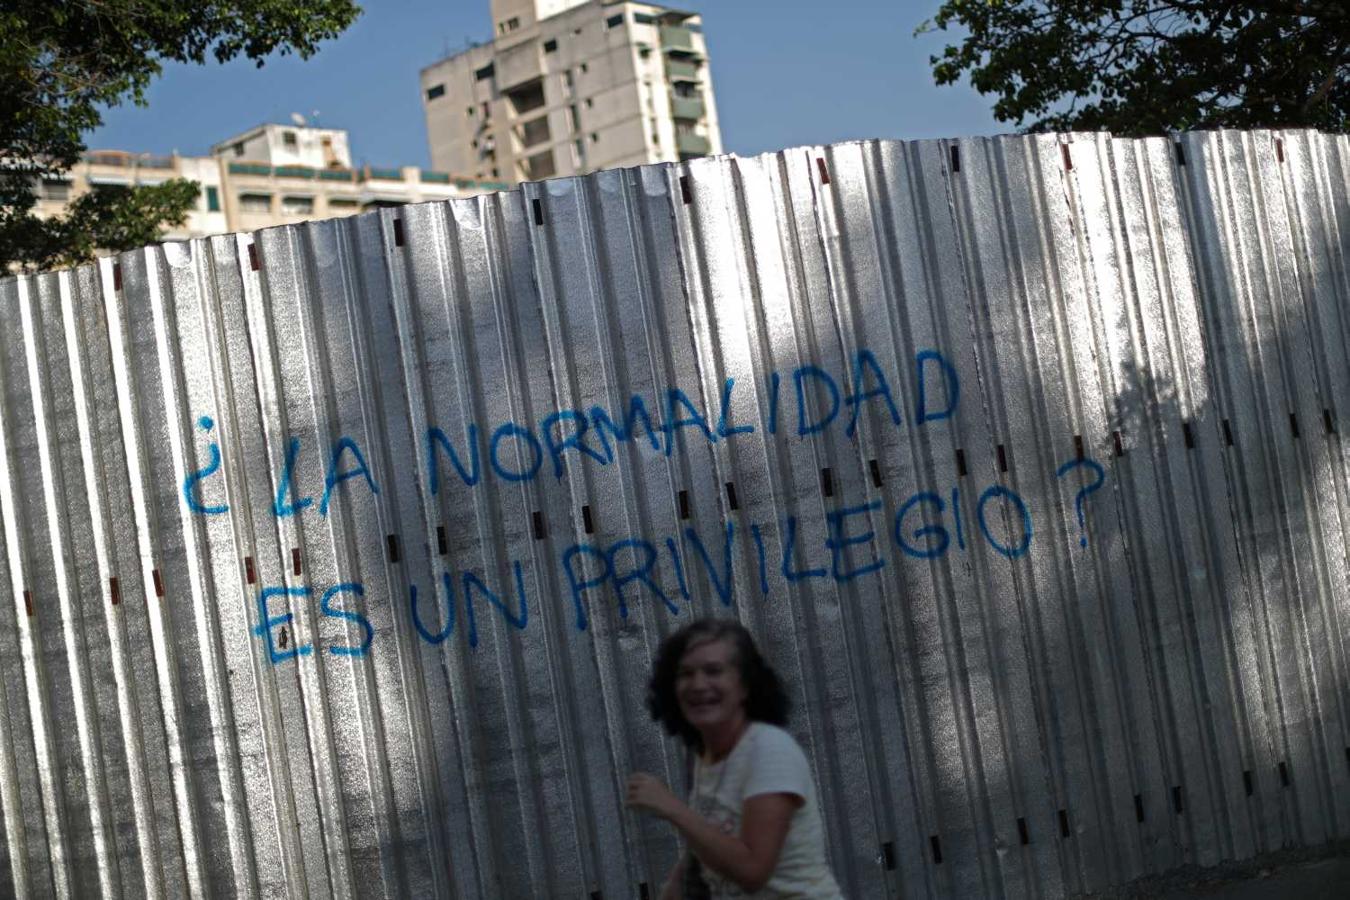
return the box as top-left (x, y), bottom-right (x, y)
top-left (87, 1), bottom-right (1005, 170)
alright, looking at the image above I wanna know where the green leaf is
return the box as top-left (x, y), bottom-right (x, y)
top-left (922, 1), bottom-right (1350, 136)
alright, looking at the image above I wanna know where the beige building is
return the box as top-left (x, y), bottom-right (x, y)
top-left (33, 123), bottom-right (507, 242)
top-left (420, 0), bottom-right (721, 184)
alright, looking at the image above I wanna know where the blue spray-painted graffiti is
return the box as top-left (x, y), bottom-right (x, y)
top-left (249, 458), bottom-right (1103, 664)
top-left (271, 435), bottom-right (381, 517)
top-left (181, 347), bottom-right (1100, 663)
top-left (1056, 458), bottom-right (1107, 548)
top-left (185, 347), bottom-right (961, 523)
top-left (183, 416), bottom-right (229, 515)
top-left (408, 563), bottom-right (528, 649)
top-left (252, 582), bottom-right (376, 663)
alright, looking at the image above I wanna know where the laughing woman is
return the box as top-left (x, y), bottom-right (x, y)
top-left (626, 619), bottom-right (845, 900)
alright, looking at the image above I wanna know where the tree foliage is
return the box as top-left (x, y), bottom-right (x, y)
top-left (7, 181), bottom-right (204, 272)
top-left (1, 1), bottom-right (362, 272)
top-left (922, 1), bottom-right (1350, 135)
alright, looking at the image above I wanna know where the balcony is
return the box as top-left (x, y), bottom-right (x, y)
top-left (506, 79), bottom-right (547, 117)
top-left (671, 96), bottom-right (705, 121)
top-left (84, 151), bottom-right (176, 169)
top-left (660, 26), bottom-right (696, 53)
top-left (677, 131), bottom-right (710, 156)
top-left (666, 58), bottom-right (701, 81)
top-left (84, 151), bottom-right (134, 167)
top-left (228, 162), bottom-right (273, 176)
top-left (517, 115), bottom-right (552, 149)
top-left (524, 149), bottom-right (556, 180)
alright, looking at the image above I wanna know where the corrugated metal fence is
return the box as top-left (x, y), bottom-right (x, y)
top-left (0, 129), bottom-right (1347, 898)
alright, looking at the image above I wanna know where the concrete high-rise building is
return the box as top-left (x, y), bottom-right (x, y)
top-left (420, 0), bottom-right (721, 185)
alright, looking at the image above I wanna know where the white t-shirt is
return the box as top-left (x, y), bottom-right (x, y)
top-left (688, 722), bottom-right (844, 899)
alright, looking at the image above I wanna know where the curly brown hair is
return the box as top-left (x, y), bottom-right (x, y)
top-left (646, 618), bottom-right (789, 750)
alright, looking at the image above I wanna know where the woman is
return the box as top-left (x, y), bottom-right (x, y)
top-left (626, 619), bottom-right (844, 899)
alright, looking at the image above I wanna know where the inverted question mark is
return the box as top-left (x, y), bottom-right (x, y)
top-left (1055, 457), bottom-right (1106, 548)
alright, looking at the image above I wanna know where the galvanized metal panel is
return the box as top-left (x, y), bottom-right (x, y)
top-left (1, 130), bottom-right (1348, 899)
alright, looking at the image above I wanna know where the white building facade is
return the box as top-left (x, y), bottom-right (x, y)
top-left (209, 123), bottom-right (354, 171)
top-left (420, 0), bottom-right (722, 185)
top-left (33, 124), bottom-right (506, 244)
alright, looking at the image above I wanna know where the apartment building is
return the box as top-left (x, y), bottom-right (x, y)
top-left (420, 0), bottom-right (721, 184)
top-left (33, 151), bottom-right (231, 241)
top-left (33, 123), bottom-right (507, 242)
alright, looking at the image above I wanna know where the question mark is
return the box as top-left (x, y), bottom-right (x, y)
top-left (1055, 457), bottom-right (1106, 548)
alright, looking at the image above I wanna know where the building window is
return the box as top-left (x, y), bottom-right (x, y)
top-left (239, 193), bottom-right (272, 213)
top-left (566, 104), bottom-right (580, 131)
top-left (580, 62), bottom-right (589, 74)
top-left (635, 12), bottom-right (657, 24)
top-left (543, 39), bottom-right (558, 53)
top-left (584, 97), bottom-right (594, 108)
top-left (467, 106), bottom-right (476, 117)
top-left (590, 132), bottom-right (599, 143)
top-left (40, 179), bottom-right (71, 201)
top-left (233, 142), bottom-right (245, 157)
top-left (426, 84), bottom-right (446, 100)
top-left (328, 198), bottom-right (359, 211)
top-left (606, 14), bottom-right (624, 28)
top-left (282, 196), bottom-right (314, 215)
top-left (474, 62), bottom-right (495, 81)
top-left (497, 16), bottom-right (520, 34)
top-left (525, 149), bottom-right (556, 180)
top-left (283, 131), bottom-right (298, 148)
top-left (519, 115), bottom-right (551, 148)
top-left (206, 186), bottom-right (220, 211)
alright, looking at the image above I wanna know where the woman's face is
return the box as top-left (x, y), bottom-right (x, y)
top-left (675, 637), bottom-right (748, 734)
